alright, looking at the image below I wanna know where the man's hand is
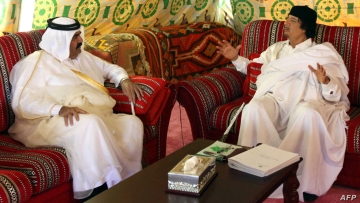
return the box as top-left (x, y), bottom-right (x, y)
top-left (59, 106), bottom-right (88, 126)
top-left (121, 79), bottom-right (144, 104)
top-left (216, 40), bottom-right (241, 61)
top-left (308, 63), bottom-right (330, 84)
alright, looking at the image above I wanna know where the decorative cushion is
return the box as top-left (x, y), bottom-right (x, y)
top-left (107, 76), bottom-right (172, 126)
top-left (85, 33), bottom-right (149, 77)
top-left (242, 62), bottom-right (262, 100)
top-left (0, 135), bottom-right (70, 195)
top-left (209, 97), bottom-right (250, 135)
top-left (345, 106), bottom-right (360, 154)
top-left (120, 22), bottom-right (241, 81)
top-left (0, 169), bottom-right (32, 203)
top-left (0, 30), bottom-right (44, 133)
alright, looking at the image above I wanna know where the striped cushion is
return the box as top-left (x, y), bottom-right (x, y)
top-left (345, 107), bottom-right (360, 154)
top-left (107, 76), bottom-right (172, 126)
top-left (0, 30), bottom-right (45, 133)
top-left (0, 135), bottom-right (71, 195)
top-left (242, 62), bottom-right (262, 100)
top-left (0, 170), bottom-right (32, 203)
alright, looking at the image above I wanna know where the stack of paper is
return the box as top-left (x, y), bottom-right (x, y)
top-left (228, 144), bottom-right (301, 177)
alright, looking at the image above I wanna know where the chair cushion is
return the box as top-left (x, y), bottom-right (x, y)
top-left (0, 169), bottom-right (32, 203)
top-left (209, 97), bottom-right (250, 135)
top-left (107, 76), bottom-right (172, 126)
top-left (0, 135), bottom-right (70, 195)
top-left (0, 30), bottom-right (44, 133)
top-left (242, 62), bottom-right (262, 100)
top-left (345, 106), bottom-right (360, 154)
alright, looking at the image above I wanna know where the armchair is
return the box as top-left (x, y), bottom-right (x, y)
top-left (0, 30), bottom-right (175, 202)
top-left (177, 20), bottom-right (360, 189)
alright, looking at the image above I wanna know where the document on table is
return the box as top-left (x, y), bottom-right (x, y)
top-left (196, 141), bottom-right (242, 160)
top-left (228, 144), bottom-right (301, 177)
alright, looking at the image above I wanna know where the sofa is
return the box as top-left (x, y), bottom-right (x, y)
top-left (0, 30), bottom-right (176, 202)
top-left (177, 20), bottom-right (360, 189)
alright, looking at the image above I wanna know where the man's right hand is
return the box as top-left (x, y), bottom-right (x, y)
top-left (58, 106), bottom-right (88, 127)
top-left (216, 40), bottom-right (241, 61)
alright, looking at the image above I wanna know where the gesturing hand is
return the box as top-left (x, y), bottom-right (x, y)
top-left (59, 106), bottom-right (88, 126)
top-left (216, 40), bottom-right (241, 61)
top-left (121, 79), bottom-right (144, 104)
top-left (308, 63), bottom-right (330, 84)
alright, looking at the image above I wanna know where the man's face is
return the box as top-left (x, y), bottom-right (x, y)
top-left (69, 30), bottom-right (83, 59)
top-left (283, 15), bottom-right (306, 40)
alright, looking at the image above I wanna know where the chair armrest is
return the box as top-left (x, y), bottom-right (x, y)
top-left (107, 76), bottom-right (173, 126)
top-left (177, 67), bottom-right (245, 139)
top-left (0, 170), bottom-right (32, 203)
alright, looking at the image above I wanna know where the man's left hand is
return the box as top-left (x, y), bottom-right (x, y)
top-left (308, 63), bottom-right (330, 84)
top-left (121, 79), bottom-right (144, 104)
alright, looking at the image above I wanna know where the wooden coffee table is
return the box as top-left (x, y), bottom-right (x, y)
top-left (86, 139), bottom-right (301, 203)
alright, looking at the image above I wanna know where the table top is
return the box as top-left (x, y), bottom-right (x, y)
top-left (86, 139), bottom-right (299, 203)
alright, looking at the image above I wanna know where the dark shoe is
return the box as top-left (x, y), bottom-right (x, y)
top-left (81, 183), bottom-right (108, 202)
top-left (303, 192), bottom-right (318, 202)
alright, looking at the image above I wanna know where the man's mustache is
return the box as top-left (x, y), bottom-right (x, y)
top-left (76, 42), bottom-right (82, 49)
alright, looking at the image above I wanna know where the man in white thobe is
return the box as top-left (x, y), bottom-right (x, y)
top-left (216, 6), bottom-right (349, 202)
top-left (9, 17), bottom-right (144, 200)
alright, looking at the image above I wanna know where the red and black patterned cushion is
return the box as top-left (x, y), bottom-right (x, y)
top-left (242, 62), bottom-right (262, 100)
top-left (107, 76), bottom-right (173, 126)
top-left (0, 169), bottom-right (32, 203)
top-left (119, 22), bottom-right (240, 82)
top-left (177, 67), bottom-right (246, 139)
top-left (0, 135), bottom-right (71, 195)
top-left (345, 106), bottom-right (360, 154)
top-left (0, 30), bottom-right (45, 133)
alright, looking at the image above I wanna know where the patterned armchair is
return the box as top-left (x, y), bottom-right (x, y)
top-left (0, 30), bottom-right (176, 202)
top-left (177, 20), bottom-right (360, 189)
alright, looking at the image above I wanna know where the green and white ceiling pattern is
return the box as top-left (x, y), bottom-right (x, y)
top-left (0, 0), bottom-right (359, 36)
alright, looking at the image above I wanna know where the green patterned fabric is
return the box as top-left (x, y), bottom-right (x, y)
top-left (232, 0), bottom-right (360, 34)
top-left (30, 0), bottom-right (234, 37)
top-left (0, 0), bottom-right (20, 36)
top-left (1, 1), bottom-right (359, 37)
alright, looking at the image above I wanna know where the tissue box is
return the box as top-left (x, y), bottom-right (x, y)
top-left (166, 155), bottom-right (217, 196)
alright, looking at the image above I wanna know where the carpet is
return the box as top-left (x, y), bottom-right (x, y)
top-left (166, 101), bottom-right (360, 202)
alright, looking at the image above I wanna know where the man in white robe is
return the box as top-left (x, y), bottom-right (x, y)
top-left (216, 6), bottom-right (349, 202)
top-left (9, 17), bottom-right (144, 200)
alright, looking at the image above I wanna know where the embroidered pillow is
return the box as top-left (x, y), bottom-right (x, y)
top-left (242, 62), bottom-right (262, 100)
top-left (107, 76), bottom-right (171, 125)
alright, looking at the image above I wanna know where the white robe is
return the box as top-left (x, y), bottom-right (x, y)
top-left (9, 50), bottom-right (143, 199)
top-left (237, 41), bottom-right (349, 201)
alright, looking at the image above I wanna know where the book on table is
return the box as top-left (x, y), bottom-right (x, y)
top-left (228, 144), bottom-right (301, 177)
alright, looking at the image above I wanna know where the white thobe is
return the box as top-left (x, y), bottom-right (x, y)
top-left (232, 39), bottom-right (350, 201)
top-left (9, 50), bottom-right (144, 199)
